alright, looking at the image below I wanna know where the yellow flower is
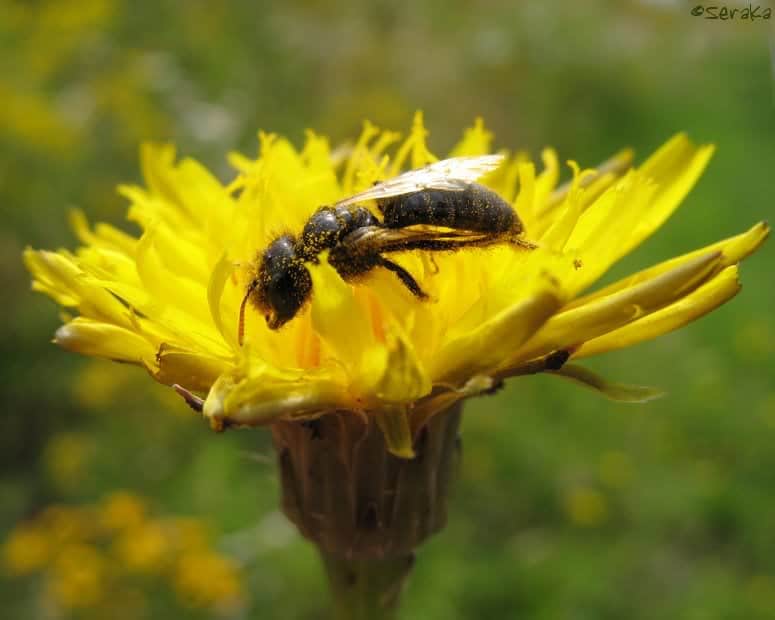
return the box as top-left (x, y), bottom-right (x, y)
top-left (25, 113), bottom-right (768, 457)
top-left (112, 520), bottom-right (169, 573)
top-left (4, 493), bottom-right (246, 615)
top-left (100, 490), bottom-right (147, 532)
top-left (173, 550), bottom-right (243, 609)
top-left (2, 524), bottom-right (51, 576)
top-left (47, 543), bottom-right (108, 609)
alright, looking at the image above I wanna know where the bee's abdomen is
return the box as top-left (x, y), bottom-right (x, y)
top-left (379, 183), bottom-right (521, 234)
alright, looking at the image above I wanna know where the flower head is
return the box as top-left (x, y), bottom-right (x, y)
top-left (25, 113), bottom-right (768, 457)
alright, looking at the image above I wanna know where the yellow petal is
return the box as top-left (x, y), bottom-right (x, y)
top-left (55, 318), bottom-right (155, 364)
top-left (203, 367), bottom-right (351, 429)
top-left (173, 157), bottom-right (234, 228)
top-left (149, 222), bottom-right (211, 282)
top-left (540, 162), bottom-right (599, 250)
top-left (374, 406), bottom-right (415, 459)
top-left (554, 135), bottom-right (713, 293)
top-left (370, 327), bottom-right (431, 404)
top-left (533, 148), bottom-right (560, 217)
top-left (390, 111), bottom-right (438, 173)
top-left (622, 135), bottom-right (715, 257)
top-left (75, 246), bottom-right (138, 288)
top-left (575, 266), bottom-right (741, 358)
top-left (433, 280), bottom-right (564, 385)
top-left (449, 117), bottom-right (494, 157)
top-left (69, 209), bottom-right (136, 255)
top-left (139, 142), bottom-right (181, 207)
top-left (308, 253), bottom-right (376, 379)
top-left (542, 148), bottom-right (634, 214)
top-left (514, 251), bottom-right (722, 362)
top-left (153, 345), bottom-right (229, 393)
top-left (24, 249), bottom-right (131, 327)
top-left (513, 161), bottom-right (536, 231)
top-left (344, 121), bottom-right (382, 193)
top-left (202, 372), bottom-right (237, 431)
top-left (563, 172), bottom-right (657, 293)
top-left (566, 222), bottom-right (769, 310)
top-left (207, 254), bottom-right (239, 352)
top-left (135, 228), bottom-right (216, 332)
top-left (25, 249), bottom-right (79, 307)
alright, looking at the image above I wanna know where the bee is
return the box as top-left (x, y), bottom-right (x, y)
top-left (238, 154), bottom-right (535, 343)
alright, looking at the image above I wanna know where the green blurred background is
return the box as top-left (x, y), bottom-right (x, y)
top-left (2, 0), bottom-right (774, 618)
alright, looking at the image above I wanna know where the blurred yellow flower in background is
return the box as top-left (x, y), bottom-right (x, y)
top-left (173, 550), bottom-right (243, 609)
top-left (24, 113), bottom-right (768, 457)
top-left (100, 490), bottom-right (147, 532)
top-left (1, 492), bottom-right (244, 614)
top-left (113, 521), bottom-right (169, 574)
top-left (3, 524), bottom-right (50, 576)
top-left (48, 543), bottom-right (107, 609)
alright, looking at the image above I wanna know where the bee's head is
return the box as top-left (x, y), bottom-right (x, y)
top-left (246, 235), bottom-right (312, 333)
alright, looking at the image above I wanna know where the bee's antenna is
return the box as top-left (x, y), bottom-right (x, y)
top-left (238, 282), bottom-right (257, 347)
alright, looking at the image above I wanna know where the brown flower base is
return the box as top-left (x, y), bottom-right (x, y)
top-left (272, 404), bottom-right (462, 618)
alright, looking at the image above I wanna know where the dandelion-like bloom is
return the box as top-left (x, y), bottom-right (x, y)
top-left (25, 114), bottom-right (767, 616)
top-left (25, 113), bottom-right (767, 449)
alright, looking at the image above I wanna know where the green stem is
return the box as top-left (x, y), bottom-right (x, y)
top-left (321, 552), bottom-right (415, 620)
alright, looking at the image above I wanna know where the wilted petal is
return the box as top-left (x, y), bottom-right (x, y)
top-left (547, 364), bottom-right (664, 402)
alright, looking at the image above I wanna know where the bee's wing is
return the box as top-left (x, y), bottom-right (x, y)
top-left (333, 154), bottom-right (505, 208)
top-left (341, 225), bottom-right (488, 254)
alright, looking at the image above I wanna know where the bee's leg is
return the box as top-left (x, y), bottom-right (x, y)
top-left (407, 236), bottom-right (536, 252)
top-left (378, 257), bottom-right (428, 299)
top-left (510, 236), bottom-right (539, 250)
top-left (384, 236), bottom-right (492, 253)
